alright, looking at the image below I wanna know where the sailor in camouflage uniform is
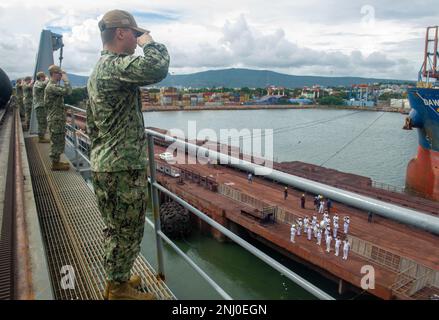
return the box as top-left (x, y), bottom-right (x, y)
top-left (87, 9), bottom-right (169, 300)
top-left (15, 78), bottom-right (25, 120)
top-left (9, 90), bottom-right (18, 110)
top-left (22, 76), bottom-right (34, 130)
top-left (33, 71), bottom-right (50, 143)
top-left (44, 65), bottom-right (72, 171)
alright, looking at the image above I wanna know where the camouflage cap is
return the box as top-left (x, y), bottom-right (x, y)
top-left (36, 71), bottom-right (46, 79)
top-left (48, 65), bottom-right (62, 74)
top-left (98, 9), bottom-right (149, 37)
top-left (24, 76), bottom-right (32, 81)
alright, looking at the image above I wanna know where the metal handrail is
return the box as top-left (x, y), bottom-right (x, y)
top-left (371, 181), bottom-right (405, 194)
top-left (391, 265), bottom-right (417, 290)
top-left (150, 176), bottom-right (334, 300)
top-left (63, 104), bottom-right (335, 300)
top-left (408, 270), bottom-right (433, 296)
top-left (65, 104), bottom-right (86, 113)
top-left (144, 217), bottom-right (233, 300)
top-left (146, 134), bottom-right (166, 281)
top-left (64, 138), bottom-right (90, 165)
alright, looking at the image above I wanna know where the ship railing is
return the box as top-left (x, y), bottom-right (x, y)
top-left (218, 184), bottom-right (301, 224)
top-left (63, 104), bottom-right (334, 300)
top-left (371, 180), bottom-right (406, 194)
top-left (64, 105), bottom-right (88, 170)
top-left (392, 267), bottom-right (435, 298)
top-left (408, 270), bottom-right (434, 297)
top-left (349, 234), bottom-right (439, 297)
top-left (349, 234), bottom-right (405, 272)
top-left (371, 180), bottom-right (427, 199)
top-left (218, 183), bottom-right (268, 211)
top-left (391, 265), bottom-right (417, 292)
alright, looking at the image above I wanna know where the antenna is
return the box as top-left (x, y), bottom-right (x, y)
top-left (422, 26), bottom-right (439, 82)
top-left (59, 44), bottom-right (64, 68)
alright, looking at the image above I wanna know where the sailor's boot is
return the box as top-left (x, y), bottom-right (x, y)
top-left (106, 280), bottom-right (156, 300)
top-left (103, 275), bottom-right (142, 300)
top-left (38, 136), bottom-right (50, 143)
top-left (58, 160), bottom-right (70, 168)
top-left (51, 161), bottom-right (70, 171)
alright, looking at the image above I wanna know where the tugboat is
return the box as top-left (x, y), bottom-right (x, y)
top-left (404, 26), bottom-right (439, 201)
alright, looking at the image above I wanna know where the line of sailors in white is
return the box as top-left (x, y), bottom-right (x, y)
top-left (290, 212), bottom-right (351, 260)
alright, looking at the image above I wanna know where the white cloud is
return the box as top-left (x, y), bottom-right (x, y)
top-left (164, 15), bottom-right (413, 79)
top-left (1, 0), bottom-right (437, 80)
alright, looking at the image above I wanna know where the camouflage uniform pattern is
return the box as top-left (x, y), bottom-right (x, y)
top-left (44, 79), bottom-right (72, 162)
top-left (9, 95), bottom-right (17, 109)
top-left (87, 42), bottom-right (169, 283)
top-left (15, 82), bottom-right (24, 118)
top-left (33, 79), bottom-right (49, 138)
top-left (92, 169), bottom-right (148, 283)
top-left (87, 42), bottom-right (170, 172)
top-left (23, 82), bottom-right (33, 128)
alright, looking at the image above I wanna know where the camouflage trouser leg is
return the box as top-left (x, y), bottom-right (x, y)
top-left (35, 107), bottom-right (47, 138)
top-left (91, 169), bottom-right (148, 283)
top-left (19, 102), bottom-right (25, 119)
top-left (48, 121), bottom-right (65, 162)
top-left (24, 102), bottom-right (32, 128)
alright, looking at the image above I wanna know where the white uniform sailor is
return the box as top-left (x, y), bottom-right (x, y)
top-left (313, 224), bottom-right (319, 238)
top-left (326, 235), bottom-right (332, 253)
top-left (333, 214), bottom-right (339, 225)
top-left (312, 215), bottom-right (317, 228)
top-left (319, 201), bottom-right (325, 214)
top-left (334, 237), bottom-right (341, 256)
top-left (333, 222), bottom-right (339, 238)
top-left (297, 218), bottom-right (303, 236)
top-left (343, 216), bottom-right (350, 234)
top-left (307, 225), bottom-right (312, 240)
top-left (343, 239), bottom-right (350, 260)
top-left (316, 228), bottom-right (322, 245)
top-left (324, 226), bottom-right (331, 240)
top-left (319, 220), bottom-right (326, 231)
top-left (304, 216), bottom-right (309, 229)
top-left (290, 224), bottom-right (297, 243)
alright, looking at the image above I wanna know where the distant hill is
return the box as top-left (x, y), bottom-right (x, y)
top-left (157, 68), bottom-right (413, 88)
top-left (67, 73), bottom-right (88, 87)
top-left (68, 68), bottom-right (413, 88)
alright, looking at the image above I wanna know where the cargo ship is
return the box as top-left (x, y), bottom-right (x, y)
top-left (404, 26), bottom-right (439, 201)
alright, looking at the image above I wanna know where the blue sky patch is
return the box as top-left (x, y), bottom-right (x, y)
top-left (132, 11), bottom-right (180, 23)
top-left (45, 26), bottom-right (72, 35)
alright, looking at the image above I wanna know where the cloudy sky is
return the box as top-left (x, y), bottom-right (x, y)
top-left (1, 0), bottom-right (438, 80)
